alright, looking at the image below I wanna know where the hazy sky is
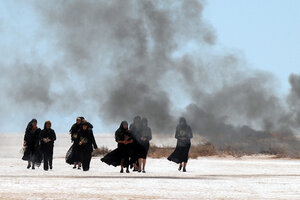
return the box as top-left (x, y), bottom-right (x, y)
top-left (204, 0), bottom-right (300, 93)
top-left (0, 0), bottom-right (299, 133)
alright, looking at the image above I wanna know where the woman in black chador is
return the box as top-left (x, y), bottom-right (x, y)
top-left (101, 121), bottom-right (133, 173)
top-left (137, 118), bottom-right (152, 173)
top-left (40, 120), bottom-right (56, 171)
top-left (129, 116), bottom-right (142, 171)
top-left (77, 122), bottom-right (98, 171)
top-left (66, 117), bottom-right (82, 169)
top-left (168, 117), bottom-right (193, 172)
top-left (22, 119), bottom-right (42, 169)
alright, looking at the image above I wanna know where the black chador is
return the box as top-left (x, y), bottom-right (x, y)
top-left (138, 118), bottom-right (152, 159)
top-left (69, 117), bottom-right (82, 142)
top-left (22, 119), bottom-right (42, 169)
top-left (66, 117), bottom-right (82, 167)
top-left (168, 117), bottom-right (193, 172)
top-left (101, 121), bottom-right (133, 173)
top-left (129, 116), bottom-right (143, 170)
top-left (77, 122), bottom-right (98, 171)
top-left (40, 121), bottom-right (56, 171)
top-left (135, 118), bottom-right (152, 173)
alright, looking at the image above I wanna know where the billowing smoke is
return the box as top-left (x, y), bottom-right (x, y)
top-left (1, 0), bottom-right (299, 155)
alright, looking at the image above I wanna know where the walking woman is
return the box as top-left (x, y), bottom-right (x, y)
top-left (66, 117), bottom-right (82, 169)
top-left (77, 122), bottom-right (98, 171)
top-left (137, 118), bottom-right (152, 173)
top-left (168, 117), bottom-right (193, 172)
top-left (101, 121), bottom-right (133, 173)
top-left (40, 121), bottom-right (56, 171)
top-left (129, 116), bottom-right (142, 171)
top-left (22, 119), bottom-right (42, 169)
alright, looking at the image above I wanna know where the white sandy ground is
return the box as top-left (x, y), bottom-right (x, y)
top-left (0, 134), bottom-right (300, 200)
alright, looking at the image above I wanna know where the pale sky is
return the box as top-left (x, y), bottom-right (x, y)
top-left (204, 0), bottom-right (300, 94)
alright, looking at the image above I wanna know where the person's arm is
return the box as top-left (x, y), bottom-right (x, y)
top-left (90, 130), bottom-right (98, 149)
top-left (49, 130), bottom-right (56, 142)
top-left (53, 130), bottom-right (57, 141)
top-left (177, 130), bottom-right (187, 140)
top-left (188, 127), bottom-right (193, 139)
top-left (69, 124), bottom-right (75, 135)
top-left (175, 127), bottom-right (180, 139)
top-left (147, 128), bottom-right (152, 141)
top-left (115, 130), bottom-right (123, 143)
top-left (23, 131), bottom-right (28, 146)
top-left (126, 139), bottom-right (133, 144)
top-left (40, 130), bottom-right (46, 142)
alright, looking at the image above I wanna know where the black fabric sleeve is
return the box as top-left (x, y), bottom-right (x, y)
top-left (147, 128), bottom-right (152, 141)
top-left (175, 127), bottom-right (180, 139)
top-left (115, 130), bottom-right (121, 142)
top-left (90, 130), bottom-right (98, 149)
top-left (188, 126), bottom-right (193, 139)
top-left (52, 130), bottom-right (57, 141)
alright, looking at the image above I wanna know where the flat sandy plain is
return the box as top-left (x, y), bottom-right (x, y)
top-left (0, 134), bottom-right (299, 200)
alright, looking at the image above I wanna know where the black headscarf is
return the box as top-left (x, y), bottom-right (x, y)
top-left (26, 119), bottom-right (37, 132)
top-left (43, 120), bottom-right (51, 130)
top-left (120, 121), bottom-right (128, 130)
top-left (179, 117), bottom-right (187, 128)
top-left (80, 121), bottom-right (89, 130)
top-left (141, 118), bottom-right (148, 127)
top-left (133, 116), bottom-right (141, 124)
top-left (79, 116), bottom-right (85, 120)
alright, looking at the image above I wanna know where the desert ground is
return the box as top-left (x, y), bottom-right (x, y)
top-left (0, 134), bottom-right (299, 200)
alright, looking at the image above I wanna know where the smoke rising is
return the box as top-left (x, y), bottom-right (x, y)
top-left (1, 0), bottom-right (299, 155)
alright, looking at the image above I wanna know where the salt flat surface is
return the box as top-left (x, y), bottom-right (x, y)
top-left (0, 134), bottom-right (299, 199)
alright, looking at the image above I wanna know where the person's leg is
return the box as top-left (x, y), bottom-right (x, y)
top-left (29, 152), bottom-right (35, 169)
top-left (120, 158), bottom-right (124, 173)
top-left (27, 161), bottom-right (31, 169)
top-left (183, 162), bottom-right (187, 172)
top-left (138, 158), bottom-right (142, 172)
top-left (142, 159), bottom-right (146, 172)
top-left (84, 153), bottom-right (92, 171)
top-left (49, 151), bottom-right (53, 169)
top-left (178, 162), bottom-right (183, 171)
top-left (124, 156), bottom-right (130, 173)
top-left (133, 162), bottom-right (138, 171)
top-left (43, 153), bottom-right (49, 171)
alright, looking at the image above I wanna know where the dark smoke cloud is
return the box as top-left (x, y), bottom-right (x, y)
top-left (0, 0), bottom-right (299, 155)
top-left (32, 0), bottom-right (217, 132)
top-left (287, 74), bottom-right (300, 127)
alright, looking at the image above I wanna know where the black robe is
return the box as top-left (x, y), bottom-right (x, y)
top-left (137, 124), bottom-right (152, 159)
top-left (168, 123), bottom-right (193, 163)
top-left (40, 127), bottom-right (56, 154)
top-left (69, 123), bottom-right (81, 142)
top-left (77, 128), bottom-right (98, 171)
top-left (22, 127), bottom-right (42, 166)
top-left (66, 123), bottom-right (81, 164)
top-left (101, 124), bottom-right (133, 167)
top-left (129, 122), bottom-right (143, 165)
top-left (40, 125), bottom-right (56, 170)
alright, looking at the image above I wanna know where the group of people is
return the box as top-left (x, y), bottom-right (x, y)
top-left (101, 116), bottom-right (152, 173)
top-left (22, 116), bottom-right (193, 173)
top-left (66, 116), bottom-right (98, 171)
top-left (22, 119), bottom-right (56, 171)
